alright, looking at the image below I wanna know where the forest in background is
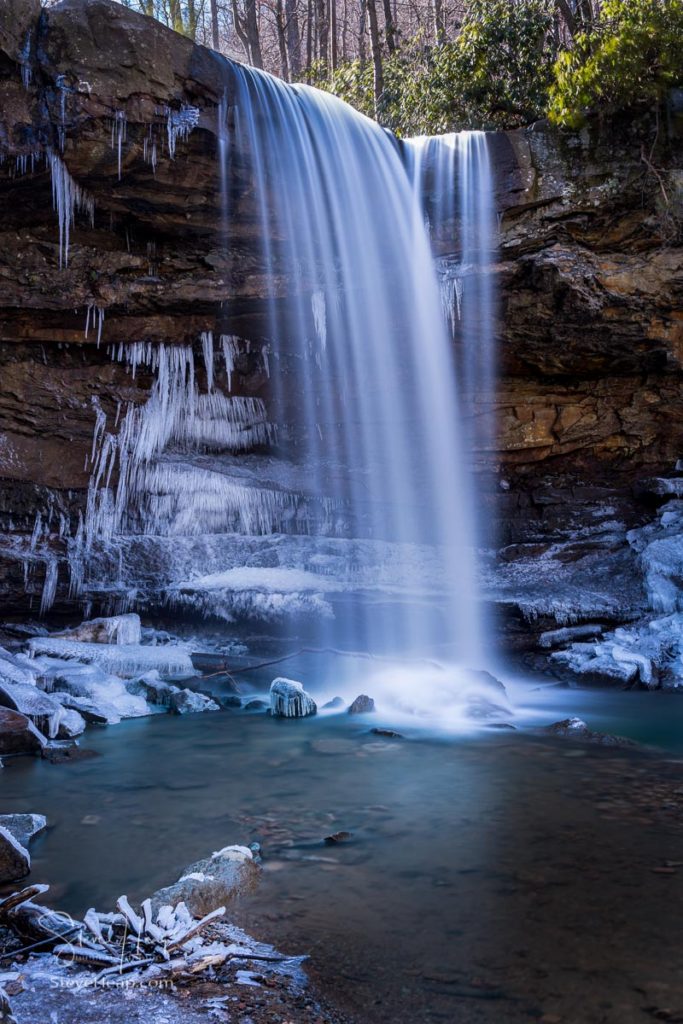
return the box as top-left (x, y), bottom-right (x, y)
top-left (50, 0), bottom-right (683, 133)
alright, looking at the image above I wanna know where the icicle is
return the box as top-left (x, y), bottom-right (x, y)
top-left (201, 331), bottom-right (214, 392)
top-left (220, 335), bottom-right (241, 392)
top-left (111, 111), bottom-right (127, 180)
top-left (48, 151), bottom-right (95, 268)
top-left (261, 345), bottom-right (270, 378)
top-left (84, 303), bottom-right (105, 345)
top-left (166, 105), bottom-right (200, 160)
top-left (40, 559), bottom-right (59, 616)
top-left (311, 291), bottom-right (327, 350)
top-left (19, 31), bottom-right (32, 89)
top-left (30, 512), bottom-right (42, 551)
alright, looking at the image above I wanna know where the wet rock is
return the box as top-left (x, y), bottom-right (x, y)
top-left (544, 717), bottom-right (636, 747)
top-left (324, 831), bottom-right (352, 844)
top-left (41, 743), bottom-right (98, 764)
top-left (0, 708), bottom-right (46, 756)
top-left (243, 699), bottom-right (268, 711)
top-left (270, 678), bottom-right (317, 718)
top-left (150, 845), bottom-right (260, 917)
top-left (370, 727), bottom-right (404, 738)
top-left (54, 614), bottom-right (142, 646)
top-left (126, 671), bottom-right (180, 707)
top-left (0, 681), bottom-right (64, 738)
top-left (221, 695), bottom-right (243, 708)
top-left (0, 623), bottom-right (48, 639)
top-left (0, 827), bottom-right (30, 883)
top-left (169, 689), bottom-right (220, 715)
top-left (348, 694), bottom-right (375, 714)
top-left (0, 814), bottom-right (46, 849)
top-left (322, 696), bottom-right (345, 709)
top-left (546, 717), bottom-right (590, 736)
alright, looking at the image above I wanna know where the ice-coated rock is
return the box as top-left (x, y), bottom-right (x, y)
top-left (0, 813), bottom-right (46, 849)
top-left (270, 677), bottom-right (317, 718)
top-left (54, 613), bottom-right (142, 646)
top-left (56, 707), bottom-right (87, 738)
top-left (0, 707), bottom-right (46, 755)
top-left (51, 691), bottom-right (120, 726)
top-left (150, 845), bottom-right (260, 916)
top-left (0, 826), bottom-right (30, 883)
top-left (169, 689), bottom-right (220, 714)
top-left (0, 646), bottom-right (37, 686)
top-left (348, 694), bottom-right (375, 714)
top-left (126, 671), bottom-right (181, 706)
top-left (28, 638), bottom-right (194, 679)
top-left (546, 717), bottom-right (589, 736)
top-left (0, 681), bottom-right (64, 738)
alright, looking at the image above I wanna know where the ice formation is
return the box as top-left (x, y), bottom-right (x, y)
top-left (166, 105), bottom-right (200, 159)
top-left (48, 151), bottom-right (95, 268)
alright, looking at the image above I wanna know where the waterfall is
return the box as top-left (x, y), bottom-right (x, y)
top-left (215, 70), bottom-right (490, 672)
top-left (72, 65), bottom-right (498, 713)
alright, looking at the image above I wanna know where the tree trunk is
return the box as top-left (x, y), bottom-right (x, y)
top-left (316, 0), bottom-right (329, 65)
top-left (358, 0), bottom-right (367, 69)
top-left (275, 0), bottom-right (290, 79)
top-left (330, 0), bottom-right (338, 71)
top-left (382, 0), bottom-right (396, 52)
top-left (244, 0), bottom-right (263, 67)
top-left (433, 0), bottom-right (445, 44)
top-left (210, 0), bottom-right (220, 49)
top-left (366, 0), bottom-right (383, 118)
top-left (285, 0), bottom-right (302, 78)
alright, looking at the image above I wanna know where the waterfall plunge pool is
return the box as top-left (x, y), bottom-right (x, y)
top-left (2, 667), bottom-right (683, 1024)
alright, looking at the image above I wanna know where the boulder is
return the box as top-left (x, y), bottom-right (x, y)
top-left (348, 694), bottom-right (375, 714)
top-left (150, 845), bottom-right (260, 917)
top-left (169, 689), bottom-right (220, 715)
top-left (0, 708), bottom-right (45, 756)
top-left (0, 813), bottom-right (46, 849)
top-left (243, 699), bottom-right (268, 711)
top-left (54, 614), bottom-right (142, 646)
top-left (270, 678), bottom-right (317, 718)
top-left (322, 696), bottom-right (345, 709)
top-left (0, 681), bottom-right (64, 738)
top-left (544, 717), bottom-right (636, 748)
top-left (0, 826), bottom-right (30, 883)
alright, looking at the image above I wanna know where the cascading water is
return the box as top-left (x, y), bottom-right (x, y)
top-left (73, 64), bottom-right (499, 723)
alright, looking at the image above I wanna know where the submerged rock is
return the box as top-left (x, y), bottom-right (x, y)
top-left (370, 727), bottom-right (404, 738)
top-left (0, 708), bottom-right (45, 756)
top-left (322, 696), bottom-right (345, 709)
top-left (544, 717), bottom-right (636, 748)
top-left (151, 845), bottom-right (260, 916)
top-left (169, 689), bottom-right (220, 714)
top-left (0, 826), bottom-right (30, 883)
top-left (348, 694), bottom-right (375, 714)
top-left (270, 678), bottom-right (317, 718)
top-left (54, 613), bottom-right (142, 646)
top-left (243, 698), bottom-right (268, 711)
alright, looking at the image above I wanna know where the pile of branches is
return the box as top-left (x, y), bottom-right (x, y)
top-left (0, 883), bottom-right (285, 999)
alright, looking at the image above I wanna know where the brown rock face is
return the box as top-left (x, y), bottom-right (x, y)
top-left (0, 0), bottom-right (680, 614)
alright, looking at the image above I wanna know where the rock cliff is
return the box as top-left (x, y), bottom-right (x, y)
top-left (0, 0), bottom-right (681, 669)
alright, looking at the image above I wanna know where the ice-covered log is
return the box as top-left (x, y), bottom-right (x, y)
top-left (28, 638), bottom-right (194, 679)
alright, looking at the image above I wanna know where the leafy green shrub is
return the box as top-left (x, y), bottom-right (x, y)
top-left (315, 0), bottom-right (556, 135)
top-left (549, 0), bottom-right (683, 127)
